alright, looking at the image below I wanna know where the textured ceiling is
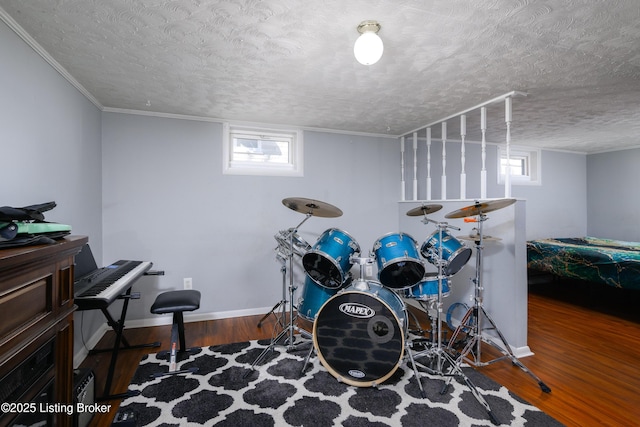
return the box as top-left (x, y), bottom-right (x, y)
top-left (1, 0), bottom-right (640, 153)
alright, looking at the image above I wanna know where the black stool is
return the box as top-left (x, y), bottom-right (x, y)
top-left (150, 289), bottom-right (201, 378)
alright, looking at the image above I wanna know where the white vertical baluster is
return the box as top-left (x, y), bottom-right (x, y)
top-left (426, 127), bottom-right (432, 201)
top-left (400, 136), bottom-right (406, 201)
top-left (460, 114), bottom-right (466, 199)
top-left (505, 97), bottom-right (512, 198)
top-left (480, 107), bottom-right (487, 199)
top-left (413, 132), bottom-right (418, 200)
top-left (441, 122), bottom-right (447, 200)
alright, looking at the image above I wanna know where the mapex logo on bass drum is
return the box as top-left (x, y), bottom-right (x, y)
top-left (339, 302), bottom-right (375, 318)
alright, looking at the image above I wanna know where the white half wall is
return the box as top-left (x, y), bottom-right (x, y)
top-left (398, 199), bottom-right (529, 353)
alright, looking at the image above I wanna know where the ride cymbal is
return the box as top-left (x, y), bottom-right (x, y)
top-left (406, 204), bottom-right (443, 217)
top-left (282, 197), bottom-right (343, 218)
top-left (445, 198), bottom-right (516, 219)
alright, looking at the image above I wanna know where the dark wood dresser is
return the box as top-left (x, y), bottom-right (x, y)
top-left (0, 235), bottom-right (87, 426)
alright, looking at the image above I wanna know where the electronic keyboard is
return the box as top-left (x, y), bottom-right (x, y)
top-left (74, 260), bottom-right (152, 309)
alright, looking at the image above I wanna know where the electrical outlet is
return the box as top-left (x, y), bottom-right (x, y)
top-left (183, 277), bottom-right (193, 289)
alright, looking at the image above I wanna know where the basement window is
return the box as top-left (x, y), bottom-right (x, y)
top-left (497, 146), bottom-right (541, 185)
top-left (222, 123), bottom-right (303, 176)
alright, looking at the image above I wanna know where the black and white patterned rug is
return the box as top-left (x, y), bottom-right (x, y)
top-left (119, 339), bottom-right (562, 426)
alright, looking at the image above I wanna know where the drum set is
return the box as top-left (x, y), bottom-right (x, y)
top-left (250, 196), bottom-right (549, 422)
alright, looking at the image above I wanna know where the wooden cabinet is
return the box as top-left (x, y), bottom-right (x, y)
top-left (0, 235), bottom-right (87, 427)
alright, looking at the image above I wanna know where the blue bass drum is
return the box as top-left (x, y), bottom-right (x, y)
top-left (402, 273), bottom-right (450, 301)
top-left (313, 280), bottom-right (407, 387)
top-left (303, 228), bottom-right (360, 289)
top-left (298, 275), bottom-right (347, 322)
top-left (373, 232), bottom-right (425, 289)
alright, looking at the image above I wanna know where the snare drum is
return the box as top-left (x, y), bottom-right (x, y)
top-left (303, 228), bottom-right (360, 289)
top-left (402, 273), bottom-right (450, 301)
top-left (373, 232), bottom-right (425, 289)
top-left (313, 280), bottom-right (407, 387)
top-left (421, 229), bottom-right (472, 276)
top-left (298, 275), bottom-right (347, 322)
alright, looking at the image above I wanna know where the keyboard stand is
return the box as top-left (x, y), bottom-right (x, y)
top-left (89, 287), bottom-right (161, 401)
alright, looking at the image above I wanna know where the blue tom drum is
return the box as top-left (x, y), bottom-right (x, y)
top-left (421, 229), bottom-right (472, 276)
top-left (373, 232), bottom-right (425, 289)
top-left (402, 273), bottom-right (450, 301)
top-left (303, 228), bottom-right (360, 289)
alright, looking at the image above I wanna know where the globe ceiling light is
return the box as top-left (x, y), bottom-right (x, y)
top-left (354, 20), bottom-right (383, 65)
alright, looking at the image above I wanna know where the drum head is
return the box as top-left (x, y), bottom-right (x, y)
top-left (302, 251), bottom-right (344, 288)
top-left (379, 260), bottom-right (425, 289)
top-left (313, 290), bottom-right (405, 387)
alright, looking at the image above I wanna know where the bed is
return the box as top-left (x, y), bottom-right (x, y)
top-left (527, 237), bottom-right (640, 290)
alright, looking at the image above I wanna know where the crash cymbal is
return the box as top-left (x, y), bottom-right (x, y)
top-left (282, 197), bottom-right (343, 218)
top-left (406, 204), bottom-right (443, 216)
top-left (445, 198), bottom-right (516, 219)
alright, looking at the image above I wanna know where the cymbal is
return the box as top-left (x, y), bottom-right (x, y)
top-left (458, 234), bottom-right (502, 242)
top-left (445, 198), bottom-right (516, 219)
top-left (282, 197), bottom-right (343, 218)
top-left (406, 204), bottom-right (443, 217)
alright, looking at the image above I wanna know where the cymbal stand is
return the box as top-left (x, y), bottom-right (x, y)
top-left (413, 218), bottom-right (459, 373)
top-left (446, 213), bottom-right (551, 393)
top-left (248, 214), bottom-right (312, 373)
top-left (410, 218), bottom-right (499, 424)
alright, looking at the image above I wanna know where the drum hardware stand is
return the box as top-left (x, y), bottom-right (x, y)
top-left (406, 219), bottom-right (498, 424)
top-left (248, 214), bottom-right (313, 374)
top-left (446, 213), bottom-right (551, 393)
top-left (413, 219), bottom-right (460, 373)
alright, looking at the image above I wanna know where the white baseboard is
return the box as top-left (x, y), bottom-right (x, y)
top-left (73, 306), bottom-right (275, 367)
top-left (73, 323), bottom-right (110, 368)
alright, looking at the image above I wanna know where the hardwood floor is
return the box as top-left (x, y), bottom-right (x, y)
top-left (81, 280), bottom-right (640, 427)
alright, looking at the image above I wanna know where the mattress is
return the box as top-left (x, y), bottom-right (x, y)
top-left (526, 237), bottom-right (640, 290)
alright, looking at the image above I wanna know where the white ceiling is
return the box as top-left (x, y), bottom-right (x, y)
top-left (2, 0), bottom-right (640, 153)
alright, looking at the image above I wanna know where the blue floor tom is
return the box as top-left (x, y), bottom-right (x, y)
top-left (298, 275), bottom-right (347, 322)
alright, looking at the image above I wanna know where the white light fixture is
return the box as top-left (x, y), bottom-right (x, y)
top-left (354, 20), bottom-right (383, 65)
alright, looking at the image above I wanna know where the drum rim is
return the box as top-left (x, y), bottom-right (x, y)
top-left (302, 248), bottom-right (349, 288)
top-left (312, 285), bottom-right (407, 387)
top-left (441, 246), bottom-right (472, 275)
top-left (377, 259), bottom-right (426, 289)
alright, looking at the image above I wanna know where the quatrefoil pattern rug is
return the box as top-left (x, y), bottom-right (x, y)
top-left (119, 339), bottom-right (562, 426)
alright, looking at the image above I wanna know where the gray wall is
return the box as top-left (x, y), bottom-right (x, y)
top-left (101, 112), bottom-right (400, 321)
top-left (0, 20), bottom-right (104, 360)
top-left (587, 148), bottom-right (640, 241)
top-left (0, 21), bottom-right (103, 244)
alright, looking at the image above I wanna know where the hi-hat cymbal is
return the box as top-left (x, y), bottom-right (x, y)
top-left (445, 198), bottom-right (516, 219)
top-left (282, 197), bottom-right (343, 218)
top-left (406, 204), bottom-right (443, 217)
